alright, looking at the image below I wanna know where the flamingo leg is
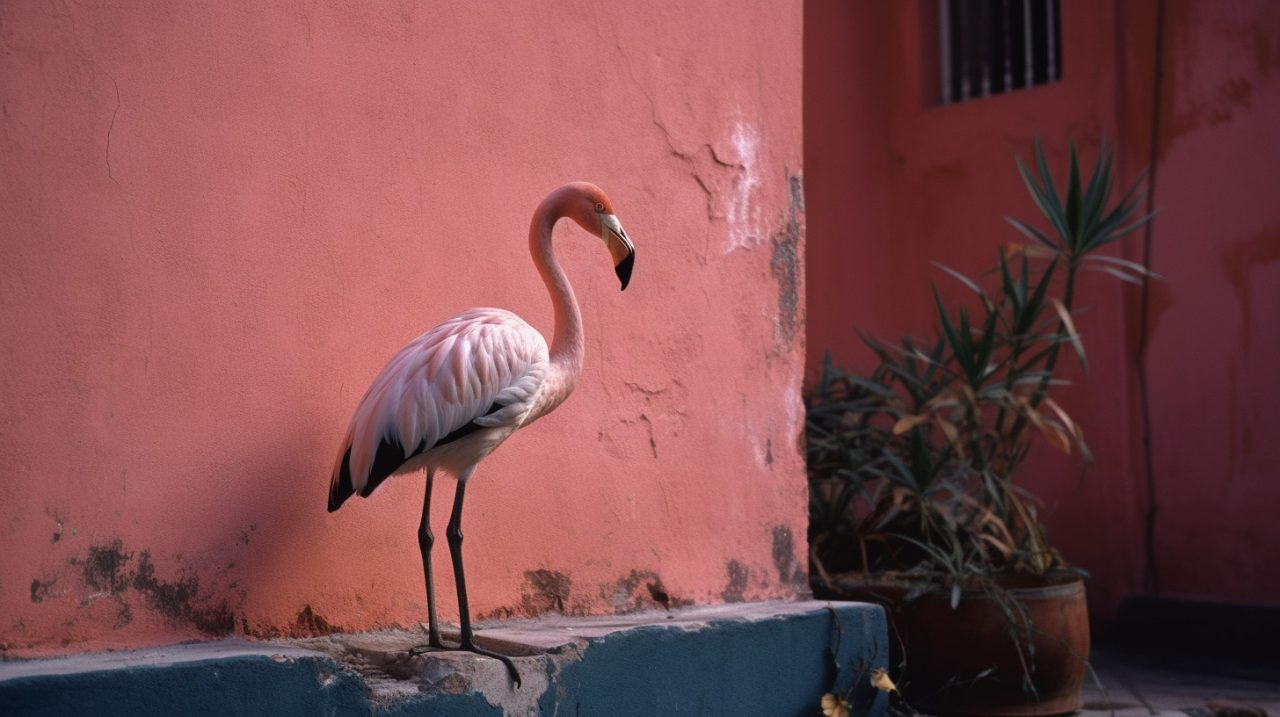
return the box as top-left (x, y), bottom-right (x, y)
top-left (446, 474), bottom-right (522, 688)
top-left (417, 470), bottom-right (445, 649)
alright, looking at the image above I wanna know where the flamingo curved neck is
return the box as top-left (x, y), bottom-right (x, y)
top-left (529, 190), bottom-right (585, 408)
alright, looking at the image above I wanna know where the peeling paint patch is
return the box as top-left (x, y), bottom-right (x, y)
top-left (294, 605), bottom-right (342, 636)
top-left (244, 607), bottom-right (347, 640)
top-left (606, 570), bottom-right (690, 613)
top-left (520, 569), bottom-right (571, 616)
top-left (476, 605), bottom-right (517, 621)
top-left (725, 120), bottom-right (763, 252)
top-left (722, 560), bottom-right (749, 602)
top-left (770, 173), bottom-right (804, 345)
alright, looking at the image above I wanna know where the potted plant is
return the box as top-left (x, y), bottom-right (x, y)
top-left (807, 140), bottom-right (1155, 716)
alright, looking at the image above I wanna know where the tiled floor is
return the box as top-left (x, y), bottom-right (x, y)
top-left (1078, 646), bottom-right (1279, 716)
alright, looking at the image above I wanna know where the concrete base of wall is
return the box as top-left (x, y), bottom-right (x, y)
top-left (0, 600), bottom-right (887, 716)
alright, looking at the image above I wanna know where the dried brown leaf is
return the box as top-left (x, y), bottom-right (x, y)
top-left (1049, 297), bottom-right (1088, 371)
top-left (1003, 242), bottom-right (1057, 260)
top-left (1042, 397), bottom-right (1082, 441)
top-left (892, 414), bottom-right (929, 435)
top-left (1036, 421), bottom-right (1073, 454)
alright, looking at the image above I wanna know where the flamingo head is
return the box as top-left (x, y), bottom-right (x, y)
top-left (566, 183), bottom-right (635, 291)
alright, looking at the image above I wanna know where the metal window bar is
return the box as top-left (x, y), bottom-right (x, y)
top-left (1023, 0), bottom-right (1034, 88)
top-left (979, 0), bottom-right (991, 97)
top-left (939, 0), bottom-right (1059, 105)
top-left (1046, 0), bottom-right (1057, 81)
top-left (1002, 0), bottom-right (1013, 92)
top-left (940, 0), bottom-right (952, 104)
top-left (959, 1), bottom-right (971, 101)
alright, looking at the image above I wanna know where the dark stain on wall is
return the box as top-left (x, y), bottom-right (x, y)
top-left (1220, 228), bottom-right (1280, 353)
top-left (1159, 4), bottom-right (1280, 155)
top-left (113, 602), bottom-right (133, 630)
top-left (132, 550), bottom-right (235, 636)
top-left (722, 560), bottom-right (749, 602)
top-left (520, 569), bottom-right (572, 616)
top-left (29, 578), bottom-right (55, 604)
top-left (647, 581), bottom-right (671, 609)
top-left (82, 540), bottom-right (132, 595)
top-left (58, 539), bottom-right (236, 637)
top-left (771, 526), bottom-right (808, 588)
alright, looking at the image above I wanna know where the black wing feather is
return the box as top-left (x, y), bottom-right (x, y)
top-left (326, 401), bottom-right (503, 512)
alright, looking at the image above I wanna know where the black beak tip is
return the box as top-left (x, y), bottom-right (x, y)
top-left (615, 251), bottom-right (634, 291)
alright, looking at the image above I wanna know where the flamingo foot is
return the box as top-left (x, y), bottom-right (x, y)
top-left (459, 641), bottom-right (522, 688)
top-left (406, 640), bottom-right (522, 688)
top-left (407, 638), bottom-right (451, 655)
top-left (411, 622), bottom-right (449, 652)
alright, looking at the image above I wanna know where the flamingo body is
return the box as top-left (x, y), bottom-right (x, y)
top-left (328, 308), bottom-right (549, 511)
top-left (325, 182), bottom-right (634, 687)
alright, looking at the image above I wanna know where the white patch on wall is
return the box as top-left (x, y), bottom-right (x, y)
top-left (725, 120), bottom-right (764, 253)
top-left (784, 384), bottom-right (803, 442)
top-left (736, 382), bottom-right (805, 470)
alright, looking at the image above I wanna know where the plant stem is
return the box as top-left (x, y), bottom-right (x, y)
top-left (1005, 260), bottom-right (1079, 475)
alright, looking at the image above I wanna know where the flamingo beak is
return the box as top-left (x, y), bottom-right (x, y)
top-left (601, 214), bottom-right (635, 291)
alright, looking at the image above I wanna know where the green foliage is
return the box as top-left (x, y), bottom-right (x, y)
top-left (808, 139), bottom-right (1157, 590)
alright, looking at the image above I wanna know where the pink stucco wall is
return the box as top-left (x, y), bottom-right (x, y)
top-left (1136, 0), bottom-right (1280, 605)
top-left (0, 2), bottom-right (806, 656)
top-left (806, 0), bottom-right (1280, 618)
top-left (806, 0), bottom-right (1147, 619)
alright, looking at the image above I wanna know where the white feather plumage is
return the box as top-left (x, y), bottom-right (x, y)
top-left (333, 307), bottom-right (549, 496)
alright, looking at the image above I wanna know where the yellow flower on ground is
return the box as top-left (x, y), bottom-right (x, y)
top-left (870, 667), bottom-right (898, 694)
top-left (820, 692), bottom-right (851, 717)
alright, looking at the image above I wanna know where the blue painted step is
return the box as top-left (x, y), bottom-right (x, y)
top-left (0, 600), bottom-right (887, 717)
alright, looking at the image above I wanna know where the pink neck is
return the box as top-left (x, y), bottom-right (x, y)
top-left (529, 188), bottom-right (585, 393)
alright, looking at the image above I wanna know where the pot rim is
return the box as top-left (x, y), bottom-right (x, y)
top-left (825, 571), bottom-right (1086, 601)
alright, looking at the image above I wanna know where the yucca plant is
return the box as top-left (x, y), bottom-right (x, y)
top-left (807, 139), bottom-right (1156, 591)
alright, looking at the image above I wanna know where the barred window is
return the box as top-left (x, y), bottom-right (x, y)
top-left (938, 0), bottom-right (1062, 104)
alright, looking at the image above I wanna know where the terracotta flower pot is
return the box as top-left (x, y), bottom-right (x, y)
top-left (818, 574), bottom-right (1089, 716)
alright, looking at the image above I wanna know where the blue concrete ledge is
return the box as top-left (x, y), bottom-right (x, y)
top-left (0, 600), bottom-right (887, 717)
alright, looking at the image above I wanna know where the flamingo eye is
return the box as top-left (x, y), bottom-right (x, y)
top-left (594, 202), bottom-right (605, 213)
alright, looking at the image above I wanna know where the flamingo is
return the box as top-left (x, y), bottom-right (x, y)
top-left (327, 182), bottom-right (634, 687)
